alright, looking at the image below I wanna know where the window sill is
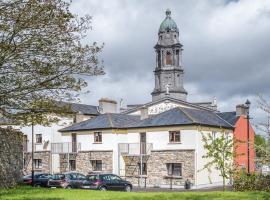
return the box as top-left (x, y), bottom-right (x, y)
top-left (168, 142), bottom-right (181, 144)
top-left (93, 142), bottom-right (102, 144)
top-left (164, 175), bottom-right (182, 179)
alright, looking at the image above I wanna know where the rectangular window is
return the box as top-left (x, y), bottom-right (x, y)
top-left (91, 160), bottom-right (102, 171)
top-left (34, 159), bottom-right (42, 169)
top-left (166, 163), bottom-right (182, 177)
top-left (212, 131), bottom-right (217, 140)
top-left (138, 163), bottom-right (147, 175)
top-left (169, 131), bottom-right (181, 143)
top-left (69, 160), bottom-right (76, 171)
top-left (36, 134), bottom-right (42, 144)
top-left (94, 132), bottom-right (102, 143)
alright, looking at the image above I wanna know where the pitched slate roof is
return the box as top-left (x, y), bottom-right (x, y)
top-left (217, 112), bottom-right (239, 126)
top-left (127, 107), bottom-right (233, 129)
top-left (60, 107), bottom-right (234, 132)
top-left (59, 113), bottom-right (140, 132)
top-left (58, 102), bottom-right (99, 116)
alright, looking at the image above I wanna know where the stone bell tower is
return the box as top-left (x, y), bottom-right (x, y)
top-left (151, 9), bottom-right (187, 101)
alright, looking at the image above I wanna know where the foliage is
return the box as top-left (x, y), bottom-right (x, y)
top-left (0, 186), bottom-right (270, 200)
top-left (200, 131), bottom-right (234, 191)
top-left (256, 95), bottom-right (270, 164)
top-left (0, 0), bottom-right (104, 125)
top-left (233, 171), bottom-right (270, 192)
top-left (254, 134), bottom-right (267, 159)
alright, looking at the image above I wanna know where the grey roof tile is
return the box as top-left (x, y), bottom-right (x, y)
top-left (59, 113), bottom-right (140, 132)
top-left (217, 112), bottom-right (239, 126)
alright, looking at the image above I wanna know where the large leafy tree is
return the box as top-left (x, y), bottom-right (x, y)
top-left (201, 132), bottom-right (234, 191)
top-left (0, 0), bottom-right (104, 124)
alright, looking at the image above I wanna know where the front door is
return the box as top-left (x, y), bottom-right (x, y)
top-left (71, 133), bottom-right (77, 153)
top-left (140, 132), bottom-right (146, 154)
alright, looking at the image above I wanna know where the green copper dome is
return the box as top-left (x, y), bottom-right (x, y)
top-left (159, 9), bottom-right (178, 33)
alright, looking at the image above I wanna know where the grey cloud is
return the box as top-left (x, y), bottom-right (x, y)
top-left (71, 0), bottom-right (270, 126)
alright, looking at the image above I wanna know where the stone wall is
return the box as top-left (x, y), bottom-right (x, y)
top-left (59, 153), bottom-right (77, 172)
top-left (0, 128), bottom-right (23, 188)
top-left (75, 151), bottom-right (113, 174)
top-left (23, 151), bottom-right (51, 174)
top-left (125, 150), bottom-right (195, 187)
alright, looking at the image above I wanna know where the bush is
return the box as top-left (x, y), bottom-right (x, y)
top-left (233, 172), bottom-right (270, 191)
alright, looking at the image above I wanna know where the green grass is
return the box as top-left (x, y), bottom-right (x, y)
top-left (0, 186), bottom-right (269, 200)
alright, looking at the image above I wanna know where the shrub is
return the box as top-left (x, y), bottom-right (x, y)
top-left (233, 171), bottom-right (270, 191)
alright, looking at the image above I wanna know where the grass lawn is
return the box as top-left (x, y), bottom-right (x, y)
top-left (0, 186), bottom-right (269, 200)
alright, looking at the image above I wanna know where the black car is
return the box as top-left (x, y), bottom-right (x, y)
top-left (48, 172), bottom-right (90, 189)
top-left (87, 173), bottom-right (132, 192)
top-left (22, 173), bottom-right (52, 187)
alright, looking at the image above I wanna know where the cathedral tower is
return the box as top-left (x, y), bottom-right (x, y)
top-left (151, 9), bottom-right (187, 101)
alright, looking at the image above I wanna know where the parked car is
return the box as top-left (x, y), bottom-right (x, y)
top-left (22, 173), bottom-right (52, 187)
top-left (48, 172), bottom-right (90, 189)
top-left (86, 173), bottom-right (132, 192)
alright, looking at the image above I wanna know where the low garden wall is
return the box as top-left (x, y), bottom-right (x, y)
top-left (0, 127), bottom-right (23, 188)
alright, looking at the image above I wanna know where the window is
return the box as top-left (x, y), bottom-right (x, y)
top-left (212, 131), bottom-right (217, 140)
top-left (94, 132), bottom-right (102, 143)
top-left (166, 163), bottom-right (182, 177)
top-left (169, 131), bottom-right (181, 143)
top-left (138, 163), bottom-right (147, 175)
top-left (34, 159), bottom-right (42, 169)
top-left (91, 160), bottom-right (102, 171)
top-left (36, 134), bottom-right (42, 144)
top-left (69, 160), bottom-right (76, 171)
top-left (166, 51), bottom-right (172, 65)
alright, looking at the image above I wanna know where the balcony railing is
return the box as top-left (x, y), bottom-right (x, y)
top-left (51, 142), bottom-right (81, 154)
top-left (119, 143), bottom-right (153, 156)
top-left (23, 142), bottom-right (50, 152)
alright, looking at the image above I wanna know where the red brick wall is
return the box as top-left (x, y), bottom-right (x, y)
top-left (234, 116), bottom-right (255, 172)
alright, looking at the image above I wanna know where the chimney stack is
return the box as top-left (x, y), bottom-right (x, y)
top-left (140, 107), bottom-right (149, 120)
top-left (236, 104), bottom-right (248, 116)
top-left (99, 98), bottom-right (117, 114)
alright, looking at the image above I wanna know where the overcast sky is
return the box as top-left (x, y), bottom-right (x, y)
top-left (70, 0), bottom-right (270, 128)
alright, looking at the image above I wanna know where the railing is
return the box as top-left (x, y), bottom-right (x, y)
top-left (51, 142), bottom-right (81, 154)
top-left (23, 142), bottom-right (50, 152)
top-left (119, 143), bottom-right (153, 155)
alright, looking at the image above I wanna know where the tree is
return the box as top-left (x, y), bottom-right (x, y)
top-left (256, 95), bottom-right (270, 164)
top-left (200, 131), bottom-right (234, 191)
top-left (0, 0), bottom-right (104, 124)
top-left (254, 134), bottom-right (267, 160)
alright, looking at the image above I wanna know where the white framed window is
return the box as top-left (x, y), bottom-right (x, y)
top-left (94, 132), bottom-right (102, 143)
top-left (169, 131), bottom-right (181, 143)
top-left (36, 134), bottom-right (42, 144)
top-left (212, 131), bottom-right (217, 140)
top-left (34, 159), bottom-right (42, 169)
top-left (166, 163), bottom-right (182, 177)
top-left (91, 160), bottom-right (102, 171)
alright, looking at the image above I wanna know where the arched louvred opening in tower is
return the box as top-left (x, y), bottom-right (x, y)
top-left (176, 49), bottom-right (179, 66)
top-left (166, 51), bottom-right (172, 65)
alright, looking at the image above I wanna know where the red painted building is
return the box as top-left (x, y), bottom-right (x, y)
top-left (218, 104), bottom-right (255, 172)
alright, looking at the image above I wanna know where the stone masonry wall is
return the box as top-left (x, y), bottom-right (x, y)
top-left (0, 128), bottom-right (23, 188)
top-left (23, 151), bottom-right (51, 174)
top-left (125, 150), bottom-right (195, 187)
top-left (60, 151), bottom-right (113, 174)
top-left (59, 153), bottom-right (77, 172)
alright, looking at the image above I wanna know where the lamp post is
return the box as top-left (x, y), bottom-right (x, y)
top-left (245, 99), bottom-right (251, 175)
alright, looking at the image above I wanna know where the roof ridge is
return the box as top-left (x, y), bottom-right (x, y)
top-left (106, 113), bottom-right (114, 128)
top-left (177, 107), bottom-right (198, 123)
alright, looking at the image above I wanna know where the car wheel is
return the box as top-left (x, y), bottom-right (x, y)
top-left (99, 186), bottom-right (107, 191)
top-left (66, 185), bottom-right (72, 189)
top-left (125, 185), bottom-right (131, 192)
